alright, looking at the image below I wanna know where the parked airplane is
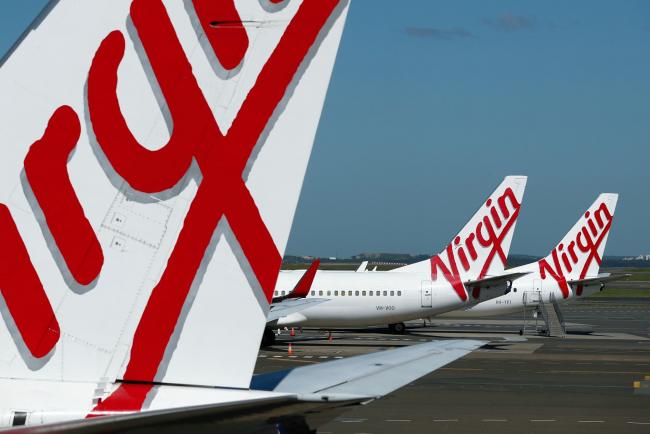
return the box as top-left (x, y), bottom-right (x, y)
top-left (271, 176), bottom-right (528, 337)
top-left (442, 193), bottom-right (622, 318)
top-left (0, 1), bottom-right (485, 431)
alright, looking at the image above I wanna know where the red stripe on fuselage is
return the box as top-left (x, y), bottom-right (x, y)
top-left (87, 383), bottom-right (154, 417)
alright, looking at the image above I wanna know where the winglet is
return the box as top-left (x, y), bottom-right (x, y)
top-left (288, 259), bottom-right (320, 298)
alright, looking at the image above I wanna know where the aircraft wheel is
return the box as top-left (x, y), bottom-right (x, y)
top-left (390, 322), bottom-right (406, 334)
top-left (261, 327), bottom-right (276, 347)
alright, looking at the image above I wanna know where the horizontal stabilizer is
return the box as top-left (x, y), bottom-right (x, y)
top-left (8, 393), bottom-right (365, 434)
top-left (568, 273), bottom-right (631, 287)
top-left (251, 339), bottom-right (484, 399)
top-left (267, 298), bottom-right (328, 323)
top-left (464, 271), bottom-right (531, 289)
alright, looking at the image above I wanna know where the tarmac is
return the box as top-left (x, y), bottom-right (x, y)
top-left (254, 297), bottom-right (650, 433)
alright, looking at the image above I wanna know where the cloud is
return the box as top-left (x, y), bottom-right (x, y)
top-left (404, 26), bottom-right (475, 40)
top-left (484, 13), bottom-right (536, 31)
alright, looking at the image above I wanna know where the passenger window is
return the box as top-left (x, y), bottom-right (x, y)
top-left (327, 291), bottom-right (331, 296)
top-left (362, 291), bottom-right (366, 296)
top-left (397, 291), bottom-right (402, 296)
top-left (318, 290), bottom-right (323, 296)
top-left (369, 291), bottom-right (373, 296)
top-left (355, 291), bottom-right (359, 296)
top-left (348, 291), bottom-right (352, 296)
top-left (341, 291), bottom-right (345, 296)
top-left (310, 291), bottom-right (315, 296)
top-left (514, 288), bottom-right (518, 292)
top-left (383, 291), bottom-right (387, 296)
top-left (334, 290), bottom-right (339, 296)
top-left (390, 291), bottom-right (394, 296)
top-left (377, 291), bottom-right (381, 296)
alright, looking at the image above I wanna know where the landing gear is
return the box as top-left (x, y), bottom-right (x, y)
top-left (388, 322), bottom-right (406, 334)
top-left (261, 327), bottom-right (276, 347)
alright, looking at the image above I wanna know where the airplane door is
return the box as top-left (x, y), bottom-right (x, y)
top-left (524, 279), bottom-right (543, 305)
top-left (421, 280), bottom-right (433, 308)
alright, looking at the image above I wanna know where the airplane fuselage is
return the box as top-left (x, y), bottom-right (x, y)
top-left (441, 262), bottom-right (603, 318)
top-left (274, 270), bottom-right (496, 327)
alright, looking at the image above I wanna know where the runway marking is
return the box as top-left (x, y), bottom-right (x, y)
top-left (440, 367), bottom-right (484, 371)
top-left (385, 419), bottom-right (411, 422)
top-left (482, 419), bottom-right (508, 422)
top-left (578, 420), bottom-right (604, 423)
top-left (433, 419), bottom-right (458, 422)
top-left (530, 419), bottom-right (556, 422)
top-left (338, 418), bottom-right (366, 423)
top-left (627, 421), bottom-right (650, 425)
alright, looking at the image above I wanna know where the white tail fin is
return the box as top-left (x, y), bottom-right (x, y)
top-left (393, 176), bottom-right (527, 299)
top-left (537, 193), bottom-right (618, 297)
top-left (0, 0), bottom-right (349, 401)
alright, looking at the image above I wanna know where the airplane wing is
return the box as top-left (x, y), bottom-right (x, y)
top-left (10, 340), bottom-right (484, 433)
top-left (463, 271), bottom-right (531, 302)
top-left (356, 260), bottom-right (368, 272)
top-left (464, 271), bottom-right (531, 290)
top-left (8, 394), bottom-right (365, 434)
top-left (251, 339), bottom-right (485, 399)
top-left (267, 298), bottom-right (329, 323)
top-left (568, 273), bottom-right (631, 287)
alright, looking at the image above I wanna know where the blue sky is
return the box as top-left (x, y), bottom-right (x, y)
top-left (1, 1), bottom-right (649, 257)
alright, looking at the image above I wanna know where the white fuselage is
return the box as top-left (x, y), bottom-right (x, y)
top-left (274, 270), bottom-right (499, 327)
top-left (440, 262), bottom-right (602, 318)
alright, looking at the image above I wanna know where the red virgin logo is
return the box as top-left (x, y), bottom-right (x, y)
top-left (0, 0), bottom-right (339, 392)
top-left (430, 187), bottom-right (521, 301)
top-left (538, 202), bottom-right (613, 298)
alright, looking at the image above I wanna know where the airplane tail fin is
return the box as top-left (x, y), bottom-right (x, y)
top-left (537, 193), bottom-right (618, 296)
top-left (0, 0), bottom-right (349, 400)
top-left (393, 176), bottom-right (527, 282)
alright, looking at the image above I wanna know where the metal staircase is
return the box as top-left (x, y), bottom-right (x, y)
top-left (539, 293), bottom-right (565, 337)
